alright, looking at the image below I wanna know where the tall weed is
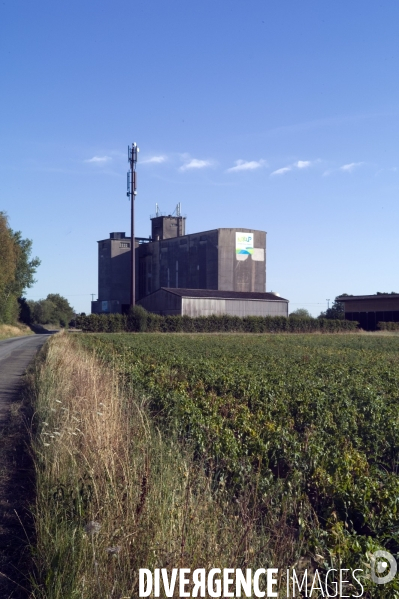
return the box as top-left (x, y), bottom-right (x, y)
top-left (29, 334), bottom-right (303, 598)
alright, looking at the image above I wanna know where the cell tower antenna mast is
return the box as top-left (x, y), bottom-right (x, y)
top-left (127, 142), bottom-right (139, 307)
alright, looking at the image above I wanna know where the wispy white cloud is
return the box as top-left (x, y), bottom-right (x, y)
top-left (295, 160), bottom-right (311, 169)
top-left (85, 156), bottom-right (112, 164)
top-left (142, 155), bottom-right (167, 164)
top-left (226, 159), bottom-right (267, 173)
top-left (340, 162), bottom-right (363, 172)
top-left (323, 161), bottom-right (364, 176)
top-left (271, 159), bottom-right (315, 176)
top-left (180, 158), bottom-right (214, 171)
top-left (271, 166), bottom-right (292, 176)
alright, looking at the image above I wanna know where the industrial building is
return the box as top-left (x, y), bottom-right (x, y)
top-left (337, 293), bottom-right (399, 331)
top-left (139, 288), bottom-right (288, 317)
top-left (92, 212), bottom-right (289, 317)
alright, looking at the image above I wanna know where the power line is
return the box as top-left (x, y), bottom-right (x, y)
top-left (289, 302), bottom-right (327, 305)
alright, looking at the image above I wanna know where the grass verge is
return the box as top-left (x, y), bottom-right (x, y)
top-left (0, 324), bottom-right (34, 340)
top-left (29, 333), bottom-right (305, 598)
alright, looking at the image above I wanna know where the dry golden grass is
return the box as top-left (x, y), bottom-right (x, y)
top-left (0, 323), bottom-right (33, 340)
top-left (29, 334), bottom-right (302, 599)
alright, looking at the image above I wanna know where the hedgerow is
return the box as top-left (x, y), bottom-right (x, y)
top-left (378, 321), bottom-right (399, 331)
top-left (76, 307), bottom-right (358, 334)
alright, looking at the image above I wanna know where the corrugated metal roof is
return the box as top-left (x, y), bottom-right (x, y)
top-left (161, 288), bottom-right (288, 302)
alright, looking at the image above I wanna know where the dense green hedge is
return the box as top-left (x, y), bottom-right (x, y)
top-left (76, 308), bottom-right (358, 333)
top-left (378, 321), bottom-right (399, 331)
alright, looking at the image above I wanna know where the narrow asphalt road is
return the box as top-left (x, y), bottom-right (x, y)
top-left (0, 335), bottom-right (51, 418)
top-left (0, 333), bottom-right (52, 598)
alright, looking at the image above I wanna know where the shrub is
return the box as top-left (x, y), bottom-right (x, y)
top-left (76, 311), bottom-right (359, 334)
top-left (126, 305), bottom-right (148, 332)
top-left (378, 321), bottom-right (399, 331)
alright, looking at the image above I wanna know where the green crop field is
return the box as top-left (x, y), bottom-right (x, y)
top-left (78, 332), bottom-right (399, 586)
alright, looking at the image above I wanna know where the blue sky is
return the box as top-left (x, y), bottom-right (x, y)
top-left (1, 1), bottom-right (399, 315)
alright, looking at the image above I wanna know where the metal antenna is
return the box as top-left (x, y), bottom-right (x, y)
top-left (127, 142), bottom-right (139, 307)
top-left (91, 294), bottom-right (95, 302)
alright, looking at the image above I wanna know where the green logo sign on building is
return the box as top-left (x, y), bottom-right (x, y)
top-left (236, 232), bottom-right (254, 256)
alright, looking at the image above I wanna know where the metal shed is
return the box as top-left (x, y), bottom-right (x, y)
top-left (138, 288), bottom-right (289, 318)
top-left (337, 293), bottom-right (399, 330)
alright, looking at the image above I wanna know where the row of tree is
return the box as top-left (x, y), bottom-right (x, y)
top-left (0, 212), bottom-right (40, 324)
top-left (21, 294), bottom-right (75, 328)
top-left (0, 212), bottom-right (75, 328)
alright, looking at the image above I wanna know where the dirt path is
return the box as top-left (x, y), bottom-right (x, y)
top-left (0, 334), bottom-right (51, 598)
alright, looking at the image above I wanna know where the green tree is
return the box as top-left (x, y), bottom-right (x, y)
top-left (28, 299), bottom-right (57, 325)
top-left (18, 297), bottom-right (32, 324)
top-left (318, 295), bottom-right (346, 320)
top-left (8, 230), bottom-right (41, 297)
top-left (29, 294), bottom-right (74, 328)
top-left (0, 213), bottom-right (40, 323)
top-left (289, 308), bottom-right (313, 319)
top-left (46, 294), bottom-right (74, 327)
top-left (0, 214), bottom-right (18, 306)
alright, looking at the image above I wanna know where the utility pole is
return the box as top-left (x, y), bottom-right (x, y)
top-left (127, 142), bottom-right (139, 308)
top-left (326, 299), bottom-right (330, 310)
top-left (91, 294), bottom-right (95, 302)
